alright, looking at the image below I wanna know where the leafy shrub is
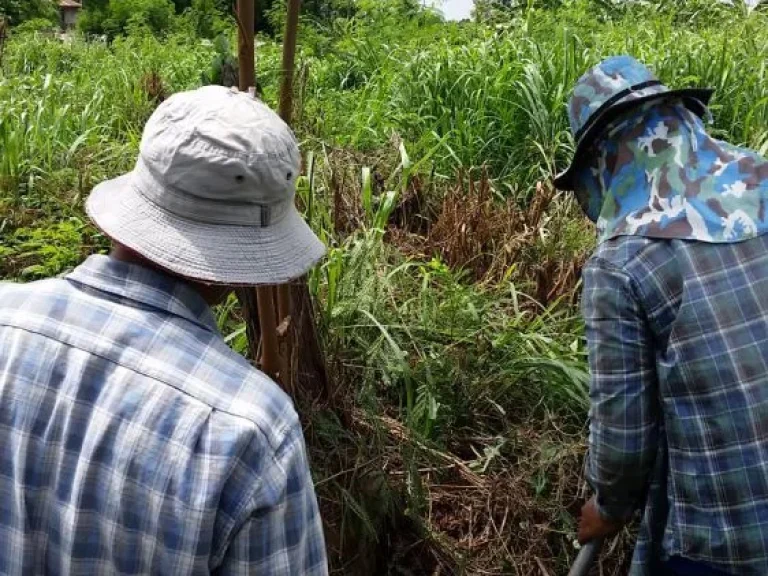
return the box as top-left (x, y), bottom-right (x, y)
top-left (182, 0), bottom-right (229, 39)
top-left (2, 219), bottom-right (88, 279)
top-left (0, 0), bottom-right (56, 26)
top-left (77, 8), bottom-right (109, 36)
top-left (79, 0), bottom-right (176, 38)
top-left (11, 17), bottom-right (55, 34)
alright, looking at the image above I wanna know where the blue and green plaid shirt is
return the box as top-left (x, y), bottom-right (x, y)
top-left (583, 235), bottom-right (768, 575)
top-left (0, 255), bottom-right (328, 575)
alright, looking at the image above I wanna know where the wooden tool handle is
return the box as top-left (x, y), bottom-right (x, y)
top-left (567, 538), bottom-right (604, 576)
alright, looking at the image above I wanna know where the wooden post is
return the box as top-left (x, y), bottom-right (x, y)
top-left (235, 0), bottom-right (329, 399)
top-left (236, 0), bottom-right (254, 90)
top-left (277, 0), bottom-right (331, 402)
top-left (0, 17), bottom-right (7, 67)
top-left (275, 0), bottom-right (301, 387)
top-left (235, 0), bottom-right (281, 382)
top-left (255, 287), bottom-right (280, 380)
top-left (279, 1), bottom-right (301, 124)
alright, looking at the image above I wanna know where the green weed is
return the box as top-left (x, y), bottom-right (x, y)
top-left (1, 2), bottom-right (765, 572)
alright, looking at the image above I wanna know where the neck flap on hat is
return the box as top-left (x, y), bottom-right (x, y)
top-left (576, 101), bottom-right (768, 245)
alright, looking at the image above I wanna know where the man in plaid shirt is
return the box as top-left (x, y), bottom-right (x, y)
top-left (0, 87), bottom-right (328, 573)
top-left (555, 57), bottom-right (768, 575)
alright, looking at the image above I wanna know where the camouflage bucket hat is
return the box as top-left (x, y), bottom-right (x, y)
top-left (580, 100), bottom-right (768, 245)
top-left (554, 55), bottom-right (713, 192)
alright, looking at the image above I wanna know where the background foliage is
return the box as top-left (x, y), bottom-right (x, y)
top-left (1, 1), bottom-right (767, 573)
top-left (0, 0), bottom-right (56, 25)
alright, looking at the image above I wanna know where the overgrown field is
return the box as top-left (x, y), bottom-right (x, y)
top-left (1, 1), bottom-right (767, 573)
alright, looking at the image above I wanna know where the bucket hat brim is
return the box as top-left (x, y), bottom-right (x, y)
top-left (87, 173), bottom-right (326, 286)
top-left (554, 87), bottom-right (714, 191)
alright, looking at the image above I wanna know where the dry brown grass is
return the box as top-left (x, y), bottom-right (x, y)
top-left (307, 405), bottom-right (635, 576)
top-left (140, 70), bottom-right (167, 107)
top-left (390, 170), bottom-right (587, 306)
top-left (314, 147), bottom-right (589, 310)
top-left (0, 16), bottom-right (7, 66)
top-left (300, 147), bottom-right (606, 575)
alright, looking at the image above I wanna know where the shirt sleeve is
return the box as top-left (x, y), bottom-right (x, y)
top-left (215, 425), bottom-right (328, 576)
top-left (582, 258), bottom-right (661, 522)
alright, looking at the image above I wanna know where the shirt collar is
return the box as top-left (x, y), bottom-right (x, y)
top-left (66, 255), bottom-right (220, 333)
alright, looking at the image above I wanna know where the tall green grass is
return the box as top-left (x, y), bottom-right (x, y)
top-left (0, 33), bottom-right (214, 196)
top-left (2, 0), bottom-right (765, 436)
top-left (1, 4), bottom-right (767, 571)
top-left (2, 0), bottom-right (765, 447)
top-left (299, 1), bottom-right (768, 192)
top-left (315, 232), bottom-right (589, 439)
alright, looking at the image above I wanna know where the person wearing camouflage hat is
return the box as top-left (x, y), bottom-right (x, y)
top-left (557, 56), bottom-right (768, 576)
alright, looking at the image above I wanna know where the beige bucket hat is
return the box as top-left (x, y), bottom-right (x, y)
top-left (87, 85), bottom-right (325, 285)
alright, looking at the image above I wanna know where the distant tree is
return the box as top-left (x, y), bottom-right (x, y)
top-left (201, 33), bottom-right (239, 86)
top-left (79, 0), bottom-right (437, 38)
top-left (80, 0), bottom-right (176, 37)
top-left (109, 0), bottom-right (176, 35)
top-left (0, 0), bottom-right (56, 25)
top-left (472, 0), bottom-right (768, 21)
top-left (172, 0), bottom-right (192, 12)
top-left (474, 0), bottom-right (564, 12)
top-left (184, 0), bottom-right (229, 38)
top-left (13, 17), bottom-right (57, 32)
top-left (170, 0), bottom-right (231, 14)
top-left (254, 0), bottom-right (360, 35)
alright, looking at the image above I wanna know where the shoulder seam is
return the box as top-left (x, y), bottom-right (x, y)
top-left (589, 239), bottom-right (664, 280)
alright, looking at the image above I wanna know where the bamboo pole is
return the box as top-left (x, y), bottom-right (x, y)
top-left (235, 0), bottom-right (254, 89)
top-left (235, 0), bottom-right (281, 382)
top-left (0, 17), bottom-right (6, 67)
top-left (255, 287), bottom-right (280, 381)
top-left (277, 0), bottom-right (331, 402)
top-left (235, 0), bottom-right (328, 399)
top-left (275, 0), bottom-right (302, 387)
top-left (279, 1), bottom-right (301, 124)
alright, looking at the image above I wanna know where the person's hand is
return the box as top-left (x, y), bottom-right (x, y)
top-left (578, 496), bottom-right (624, 545)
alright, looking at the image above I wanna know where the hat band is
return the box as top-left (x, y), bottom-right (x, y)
top-left (574, 80), bottom-right (663, 144)
top-left (131, 157), bottom-right (291, 228)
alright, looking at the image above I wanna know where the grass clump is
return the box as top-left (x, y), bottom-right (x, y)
top-left (0, 1), bottom-right (766, 573)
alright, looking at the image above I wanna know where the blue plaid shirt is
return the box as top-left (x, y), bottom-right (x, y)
top-left (583, 235), bottom-right (768, 575)
top-left (0, 255), bottom-right (328, 575)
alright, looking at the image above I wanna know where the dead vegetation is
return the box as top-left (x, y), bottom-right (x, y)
top-left (0, 16), bottom-right (7, 67)
top-left (292, 146), bottom-right (611, 574)
top-left (141, 70), bottom-right (167, 106)
top-left (317, 149), bottom-right (591, 307)
top-left (307, 406), bottom-right (634, 575)
top-left (426, 173), bottom-right (589, 305)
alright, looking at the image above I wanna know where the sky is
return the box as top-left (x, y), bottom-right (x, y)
top-left (429, 0), bottom-right (761, 20)
top-left (429, 0), bottom-right (475, 21)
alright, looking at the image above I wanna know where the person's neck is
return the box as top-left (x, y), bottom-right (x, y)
top-left (110, 244), bottom-right (232, 306)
